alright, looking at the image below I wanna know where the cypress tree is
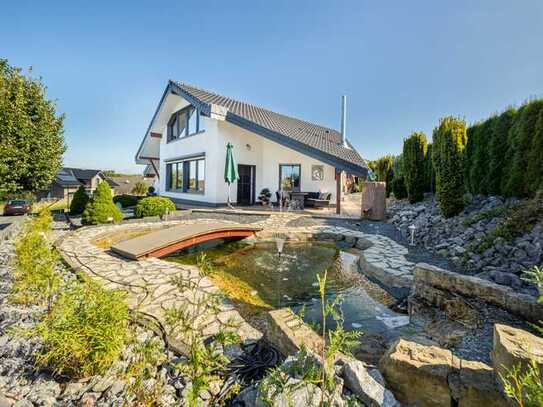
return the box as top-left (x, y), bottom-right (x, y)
top-left (432, 116), bottom-right (467, 218)
top-left (504, 100), bottom-right (543, 197)
top-left (69, 185), bottom-right (89, 215)
top-left (464, 123), bottom-right (480, 194)
top-left (487, 108), bottom-right (516, 195)
top-left (402, 132), bottom-right (428, 203)
top-left (473, 116), bottom-right (497, 195)
top-left (526, 107), bottom-right (543, 194)
top-left (391, 155), bottom-right (408, 199)
top-left (424, 144), bottom-right (435, 193)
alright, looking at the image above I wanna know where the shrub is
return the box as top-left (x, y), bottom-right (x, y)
top-left (391, 176), bottom-right (408, 199)
top-left (131, 181), bottom-right (148, 196)
top-left (432, 116), bottom-right (467, 218)
top-left (32, 208), bottom-right (53, 232)
top-left (81, 181), bottom-right (122, 225)
top-left (258, 188), bottom-right (272, 204)
top-left (488, 108), bottom-right (516, 195)
top-left (402, 132), bottom-right (427, 203)
top-left (69, 185), bottom-right (89, 215)
top-left (34, 277), bottom-right (129, 378)
top-left (504, 100), bottom-right (543, 197)
top-left (113, 194), bottom-right (140, 208)
top-left (135, 196), bottom-right (176, 218)
top-left (11, 214), bottom-right (60, 308)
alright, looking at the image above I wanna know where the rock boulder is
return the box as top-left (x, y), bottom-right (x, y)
top-left (342, 359), bottom-right (400, 407)
top-left (492, 324), bottom-right (543, 388)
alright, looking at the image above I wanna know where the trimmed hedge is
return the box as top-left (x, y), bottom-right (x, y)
top-left (134, 196), bottom-right (176, 218)
top-left (81, 182), bottom-right (123, 225)
top-left (402, 132), bottom-right (427, 203)
top-left (69, 185), bottom-right (89, 215)
top-left (506, 100), bottom-right (543, 197)
top-left (526, 105), bottom-right (543, 195)
top-left (433, 116), bottom-right (467, 218)
top-left (487, 108), bottom-right (516, 195)
top-left (424, 143), bottom-right (435, 193)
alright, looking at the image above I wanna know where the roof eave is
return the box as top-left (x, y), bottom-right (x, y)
top-left (226, 113), bottom-right (368, 177)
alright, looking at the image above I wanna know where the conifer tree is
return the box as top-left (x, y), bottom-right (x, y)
top-left (81, 181), bottom-right (122, 225)
top-left (69, 185), bottom-right (89, 215)
top-left (487, 108), bottom-right (516, 195)
top-left (432, 116), bottom-right (467, 218)
top-left (526, 107), bottom-right (543, 195)
top-left (402, 132), bottom-right (427, 203)
top-left (504, 100), bottom-right (543, 197)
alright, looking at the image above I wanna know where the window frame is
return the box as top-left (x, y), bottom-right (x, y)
top-left (279, 164), bottom-right (301, 192)
top-left (166, 157), bottom-right (205, 194)
top-left (167, 105), bottom-right (204, 143)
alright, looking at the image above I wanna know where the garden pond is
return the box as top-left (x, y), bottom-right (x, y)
top-left (165, 238), bottom-right (410, 338)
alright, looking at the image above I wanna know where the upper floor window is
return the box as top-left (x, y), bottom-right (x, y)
top-left (167, 105), bottom-right (204, 142)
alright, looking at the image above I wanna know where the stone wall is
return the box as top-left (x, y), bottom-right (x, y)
top-left (411, 263), bottom-right (543, 323)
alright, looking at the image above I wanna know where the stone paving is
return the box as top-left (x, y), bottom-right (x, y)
top-left (56, 213), bottom-right (416, 355)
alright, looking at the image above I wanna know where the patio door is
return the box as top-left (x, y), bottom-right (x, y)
top-left (237, 164), bottom-right (256, 205)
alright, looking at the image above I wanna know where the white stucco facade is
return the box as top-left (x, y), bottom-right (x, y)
top-left (140, 92), bottom-right (344, 206)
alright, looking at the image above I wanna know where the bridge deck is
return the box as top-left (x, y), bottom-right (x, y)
top-left (111, 223), bottom-right (261, 260)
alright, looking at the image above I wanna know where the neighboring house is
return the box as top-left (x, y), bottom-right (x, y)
top-left (110, 175), bottom-right (154, 195)
top-left (38, 167), bottom-right (119, 201)
top-left (135, 81), bottom-right (368, 208)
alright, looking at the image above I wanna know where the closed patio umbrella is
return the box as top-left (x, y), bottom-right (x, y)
top-left (224, 142), bottom-right (239, 208)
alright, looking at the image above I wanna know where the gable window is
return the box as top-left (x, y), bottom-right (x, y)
top-left (279, 164), bottom-right (301, 191)
top-left (166, 157), bottom-right (205, 193)
top-left (167, 105), bottom-right (204, 142)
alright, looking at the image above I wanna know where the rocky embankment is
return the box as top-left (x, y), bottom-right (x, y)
top-left (388, 195), bottom-right (542, 295)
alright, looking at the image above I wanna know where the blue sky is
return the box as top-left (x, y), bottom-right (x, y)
top-left (2, 1), bottom-right (542, 173)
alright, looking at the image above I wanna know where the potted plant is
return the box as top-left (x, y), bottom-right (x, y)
top-left (258, 188), bottom-right (272, 206)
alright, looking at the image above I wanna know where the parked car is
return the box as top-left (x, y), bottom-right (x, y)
top-left (3, 199), bottom-right (32, 215)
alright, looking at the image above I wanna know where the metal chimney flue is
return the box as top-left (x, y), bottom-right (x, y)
top-left (341, 95), bottom-right (348, 148)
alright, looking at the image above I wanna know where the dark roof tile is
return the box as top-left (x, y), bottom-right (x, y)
top-left (171, 81), bottom-right (368, 174)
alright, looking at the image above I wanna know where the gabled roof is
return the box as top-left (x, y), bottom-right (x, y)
top-left (53, 167), bottom-right (119, 188)
top-left (55, 168), bottom-right (82, 187)
top-left (137, 81), bottom-right (369, 176)
top-left (63, 167), bottom-right (101, 181)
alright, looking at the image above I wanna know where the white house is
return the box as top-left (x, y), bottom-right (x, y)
top-left (135, 81), bottom-right (368, 209)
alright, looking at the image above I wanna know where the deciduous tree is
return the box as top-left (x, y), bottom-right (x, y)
top-left (0, 59), bottom-right (65, 193)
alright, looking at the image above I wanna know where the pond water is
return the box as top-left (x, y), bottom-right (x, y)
top-left (165, 239), bottom-right (409, 337)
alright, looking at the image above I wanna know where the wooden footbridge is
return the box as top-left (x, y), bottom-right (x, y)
top-left (111, 223), bottom-right (262, 260)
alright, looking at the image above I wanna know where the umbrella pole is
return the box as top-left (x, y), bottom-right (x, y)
top-left (227, 183), bottom-right (234, 209)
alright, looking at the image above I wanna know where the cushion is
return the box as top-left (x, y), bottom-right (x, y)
top-left (318, 192), bottom-right (329, 200)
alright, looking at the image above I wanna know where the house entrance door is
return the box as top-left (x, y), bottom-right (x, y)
top-left (237, 165), bottom-right (256, 205)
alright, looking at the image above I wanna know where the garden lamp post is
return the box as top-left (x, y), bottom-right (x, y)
top-left (408, 224), bottom-right (416, 246)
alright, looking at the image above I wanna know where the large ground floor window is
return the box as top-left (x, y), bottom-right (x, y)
top-left (279, 164), bottom-right (301, 191)
top-left (166, 157), bottom-right (205, 193)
